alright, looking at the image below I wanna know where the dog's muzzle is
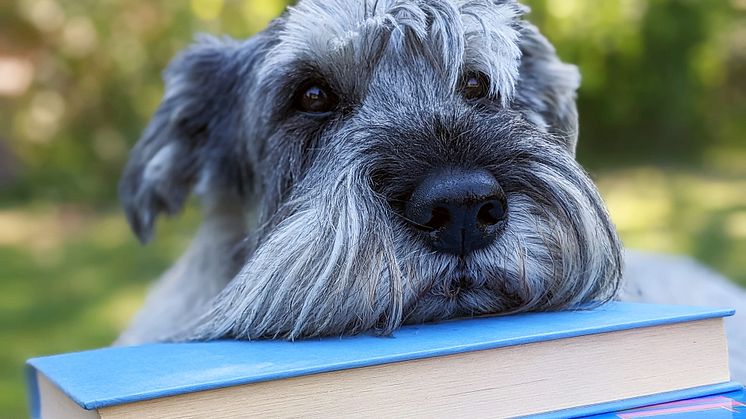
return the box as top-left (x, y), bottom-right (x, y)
top-left (405, 168), bottom-right (507, 255)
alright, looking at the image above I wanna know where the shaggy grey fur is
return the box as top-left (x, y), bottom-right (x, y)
top-left (116, 0), bottom-right (744, 381)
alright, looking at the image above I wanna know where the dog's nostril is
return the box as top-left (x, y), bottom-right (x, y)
top-left (424, 206), bottom-right (451, 230)
top-left (476, 201), bottom-right (506, 227)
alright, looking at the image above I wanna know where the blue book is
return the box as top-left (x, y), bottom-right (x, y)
top-left (27, 302), bottom-right (740, 418)
top-left (587, 389), bottom-right (746, 418)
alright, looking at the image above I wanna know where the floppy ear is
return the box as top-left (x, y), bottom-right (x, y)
top-left (515, 22), bottom-right (581, 153)
top-left (119, 32), bottom-right (273, 243)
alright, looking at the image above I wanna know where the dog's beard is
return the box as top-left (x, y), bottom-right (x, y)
top-left (174, 158), bottom-right (405, 340)
top-left (166, 131), bottom-right (622, 341)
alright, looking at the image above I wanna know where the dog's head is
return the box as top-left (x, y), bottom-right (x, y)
top-left (120, 0), bottom-right (622, 340)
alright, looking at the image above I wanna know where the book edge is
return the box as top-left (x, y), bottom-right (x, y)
top-left (25, 365), bottom-right (41, 419)
top-left (25, 304), bottom-right (737, 410)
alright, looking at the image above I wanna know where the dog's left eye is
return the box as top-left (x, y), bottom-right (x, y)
top-left (294, 82), bottom-right (339, 114)
top-left (462, 72), bottom-right (489, 101)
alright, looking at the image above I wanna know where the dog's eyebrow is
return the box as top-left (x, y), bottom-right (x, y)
top-left (263, 0), bottom-right (526, 105)
top-left (458, 1), bottom-right (525, 103)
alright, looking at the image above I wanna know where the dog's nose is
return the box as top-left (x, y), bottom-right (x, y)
top-left (405, 169), bottom-right (507, 255)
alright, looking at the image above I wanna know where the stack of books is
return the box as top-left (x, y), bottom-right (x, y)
top-left (27, 302), bottom-right (744, 418)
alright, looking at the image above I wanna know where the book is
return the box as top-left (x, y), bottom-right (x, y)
top-left (587, 388), bottom-right (746, 418)
top-left (27, 302), bottom-right (740, 418)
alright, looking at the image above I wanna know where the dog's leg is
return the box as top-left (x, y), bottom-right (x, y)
top-left (621, 250), bottom-right (746, 382)
top-left (115, 193), bottom-right (247, 345)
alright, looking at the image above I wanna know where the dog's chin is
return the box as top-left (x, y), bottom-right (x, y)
top-left (403, 271), bottom-right (526, 324)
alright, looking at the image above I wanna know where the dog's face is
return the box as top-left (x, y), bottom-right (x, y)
top-left (120, 0), bottom-right (622, 340)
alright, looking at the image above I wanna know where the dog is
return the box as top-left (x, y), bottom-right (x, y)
top-left (115, 0), bottom-right (745, 381)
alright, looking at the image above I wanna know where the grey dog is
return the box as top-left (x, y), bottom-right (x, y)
top-left (116, 0), bottom-right (745, 381)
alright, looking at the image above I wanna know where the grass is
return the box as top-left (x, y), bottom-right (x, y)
top-left (595, 167), bottom-right (746, 285)
top-left (0, 205), bottom-right (198, 418)
top-left (1, 166), bottom-right (744, 418)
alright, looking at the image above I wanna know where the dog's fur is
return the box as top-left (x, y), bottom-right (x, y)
top-left (116, 0), bottom-right (745, 381)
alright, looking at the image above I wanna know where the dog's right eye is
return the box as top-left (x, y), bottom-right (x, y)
top-left (294, 82), bottom-right (339, 114)
top-left (462, 72), bottom-right (490, 101)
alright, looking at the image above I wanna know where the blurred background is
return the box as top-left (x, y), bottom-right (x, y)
top-left (1, 0), bottom-right (744, 416)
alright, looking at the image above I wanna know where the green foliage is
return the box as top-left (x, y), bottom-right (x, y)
top-left (523, 0), bottom-right (746, 166)
top-left (1, 0), bottom-right (292, 204)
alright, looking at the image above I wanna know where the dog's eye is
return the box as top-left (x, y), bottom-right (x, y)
top-left (462, 72), bottom-right (489, 101)
top-left (295, 82), bottom-right (339, 114)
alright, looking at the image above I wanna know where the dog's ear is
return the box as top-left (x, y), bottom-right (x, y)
top-left (119, 32), bottom-right (273, 243)
top-left (515, 23), bottom-right (581, 153)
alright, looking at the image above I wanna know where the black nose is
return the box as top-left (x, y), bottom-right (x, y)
top-left (404, 168), bottom-right (507, 255)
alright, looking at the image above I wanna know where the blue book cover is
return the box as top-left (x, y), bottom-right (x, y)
top-left (26, 302), bottom-right (738, 417)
